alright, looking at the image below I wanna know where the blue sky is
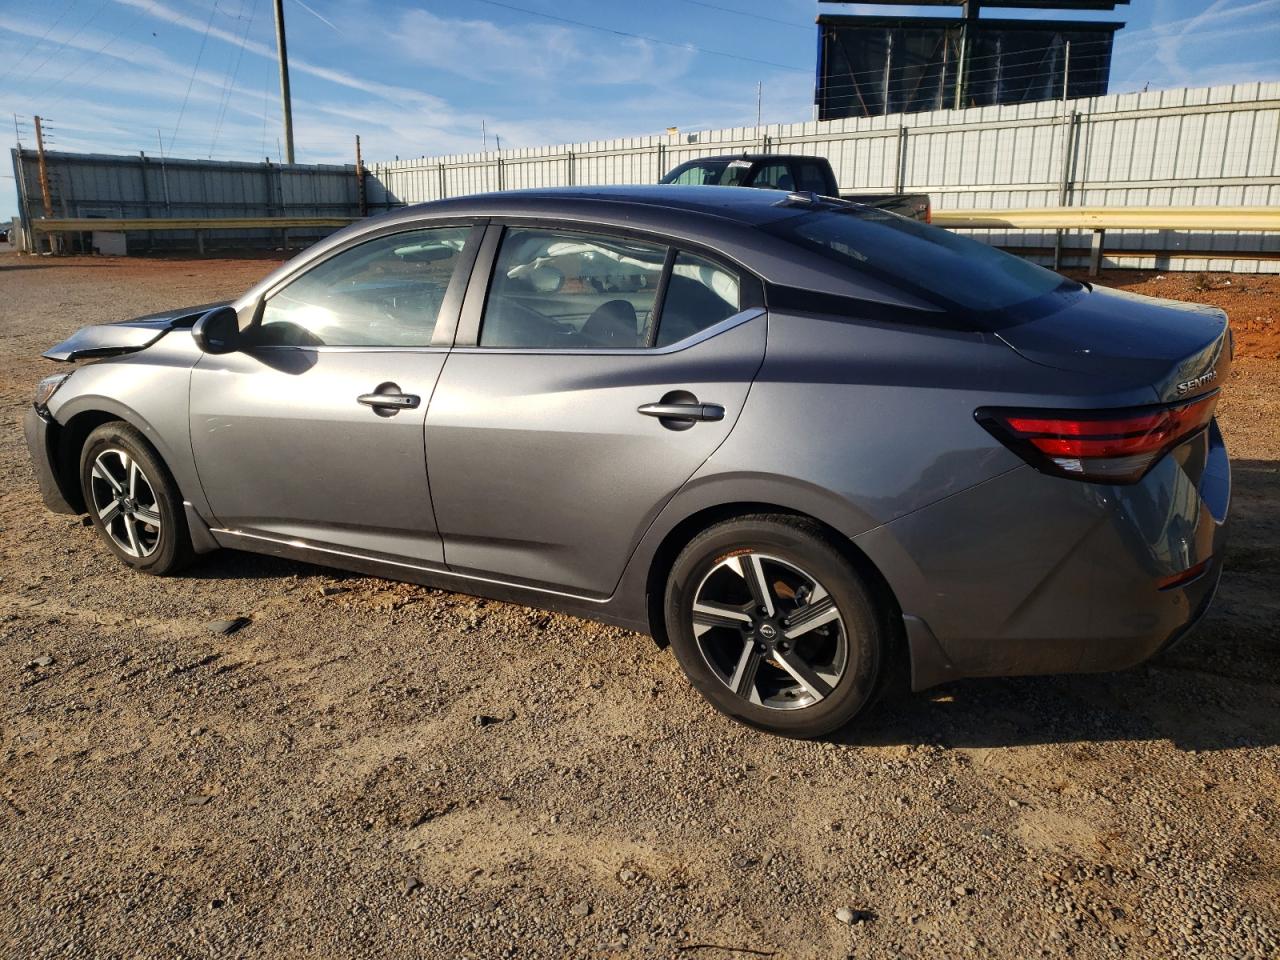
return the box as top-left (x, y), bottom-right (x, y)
top-left (2, 0), bottom-right (1278, 220)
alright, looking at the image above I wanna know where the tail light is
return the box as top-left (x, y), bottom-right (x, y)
top-left (976, 392), bottom-right (1218, 484)
top-left (923, 199), bottom-right (932, 224)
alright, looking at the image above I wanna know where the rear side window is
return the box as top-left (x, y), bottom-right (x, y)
top-left (479, 228), bottom-right (666, 348)
top-left (656, 253), bottom-right (741, 347)
top-left (764, 208), bottom-right (1080, 316)
top-left (751, 162), bottom-right (794, 191)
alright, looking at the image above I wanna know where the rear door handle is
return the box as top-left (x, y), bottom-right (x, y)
top-left (637, 402), bottom-right (724, 422)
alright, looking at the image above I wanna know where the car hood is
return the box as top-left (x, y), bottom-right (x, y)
top-left (43, 302), bottom-right (226, 361)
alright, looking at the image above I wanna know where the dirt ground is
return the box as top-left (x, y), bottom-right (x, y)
top-left (1, 253), bottom-right (1277, 960)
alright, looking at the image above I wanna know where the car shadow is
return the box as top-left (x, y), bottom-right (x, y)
top-left (176, 461), bottom-right (1278, 754)
top-left (832, 457), bottom-right (1280, 753)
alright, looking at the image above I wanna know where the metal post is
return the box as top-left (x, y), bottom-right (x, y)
top-left (895, 125), bottom-right (908, 192)
top-left (883, 32), bottom-right (893, 116)
top-left (139, 151), bottom-right (155, 251)
top-left (272, 0), bottom-right (295, 164)
top-left (756, 81), bottom-right (762, 128)
top-left (355, 135), bottom-right (367, 217)
top-left (438, 162), bottom-right (447, 200)
top-left (566, 150), bottom-right (575, 186)
top-left (1053, 109), bottom-right (1078, 270)
top-left (1089, 228), bottom-right (1104, 277)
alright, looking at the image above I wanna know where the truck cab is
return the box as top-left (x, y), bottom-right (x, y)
top-left (660, 153), bottom-right (931, 222)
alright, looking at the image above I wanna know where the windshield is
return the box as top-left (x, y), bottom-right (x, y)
top-left (763, 206), bottom-right (1081, 319)
top-left (660, 159), bottom-right (752, 186)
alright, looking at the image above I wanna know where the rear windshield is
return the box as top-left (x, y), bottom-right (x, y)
top-left (763, 206), bottom-right (1081, 318)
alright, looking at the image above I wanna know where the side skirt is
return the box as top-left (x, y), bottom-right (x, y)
top-left (208, 528), bottom-right (652, 634)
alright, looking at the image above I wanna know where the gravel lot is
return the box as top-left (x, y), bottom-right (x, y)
top-left (1, 253), bottom-right (1278, 959)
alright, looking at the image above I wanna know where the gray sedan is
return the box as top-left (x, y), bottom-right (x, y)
top-left (24, 186), bottom-right (1230, 737)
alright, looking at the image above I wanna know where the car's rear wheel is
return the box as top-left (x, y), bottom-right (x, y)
top-left (664, 515), bottom-right (884, 738)
top-left (79, 421), bottom-right (193, 575)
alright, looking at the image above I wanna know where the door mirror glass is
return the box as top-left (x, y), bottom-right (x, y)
top-left (192, 306), bottom-right (241, 354)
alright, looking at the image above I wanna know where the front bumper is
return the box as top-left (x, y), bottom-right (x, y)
top-left (24, 405), bottom-right (78, 514)
top-left (859, 421), bottom-right (1231, 689)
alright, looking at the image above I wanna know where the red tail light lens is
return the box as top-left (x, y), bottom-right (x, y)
top-left (977, 392), bottom-right (1218, 483)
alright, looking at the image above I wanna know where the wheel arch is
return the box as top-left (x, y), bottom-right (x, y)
top-left (641, 500), bottom-right (907, 672)
top-left (48, 399), bottom-right (183, 514)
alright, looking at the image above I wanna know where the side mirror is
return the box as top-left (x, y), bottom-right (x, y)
top-left (192, 306), bottom-right (241, 354)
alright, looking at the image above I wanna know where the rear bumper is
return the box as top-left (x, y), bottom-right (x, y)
top-left (859, 423), bottom-right (1230, 690)
top-left (24, 405), bottom-right (78, 514)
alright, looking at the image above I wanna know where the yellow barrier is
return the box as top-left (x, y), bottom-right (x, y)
top-left (931, 206), bottom-right (1280, 232)
top-left (932, 206), bottom-right (1280, 275)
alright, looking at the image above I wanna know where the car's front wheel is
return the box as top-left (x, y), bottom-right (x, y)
top-left (664, 515), bottom-right (885, 738)
top-left (79, 421), bottom-right (193, 575)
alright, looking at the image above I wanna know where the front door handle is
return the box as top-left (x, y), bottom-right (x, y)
top-left (638, 402), bottom-right (724, 422)
top-left (358, 384), bottom-right (420, 415)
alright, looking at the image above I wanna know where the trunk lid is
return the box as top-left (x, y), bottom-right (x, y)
top-left (996, 285), bottom-right (1230, 403)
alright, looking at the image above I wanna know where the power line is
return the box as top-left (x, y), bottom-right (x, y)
top-left (36, 0), bottom-right (157, 102)
top-left (210, 0), bottom-right (260, 157)
top-left (672, 0), bottom-right (811, 31)
top-left (0, 0), bottom-right (79, 86)
top-left (170, 0), bottom-right (222, 154)
top-left (19, 0), bottom-right (113, 84)
top-left (465, 0), bottom-right (808, 72)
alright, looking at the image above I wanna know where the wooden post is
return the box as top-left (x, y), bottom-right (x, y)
top-left (33, 115), bottom-right (56, 252)
top-left (355, 135), bottom-right (367, 217)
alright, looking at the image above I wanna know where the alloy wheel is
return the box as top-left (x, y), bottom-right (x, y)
top-left (691, 552), bottom-right (848, 711)
top-left (89, 448), bottom-right (162, 558)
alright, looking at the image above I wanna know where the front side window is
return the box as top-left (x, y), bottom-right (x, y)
top-left (479, 229), bottom-right (667, 349)
top-left (656, 253), bottom-right (741, 347)
top-left (254, 226), bottom-right (471, 347)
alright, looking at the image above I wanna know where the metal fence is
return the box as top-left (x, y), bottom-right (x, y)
top-left (371, 80), bottom-right (1280, 272)
top-left (9, 149), bottom-right (364, 253)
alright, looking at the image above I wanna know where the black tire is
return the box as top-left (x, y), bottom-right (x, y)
top-left (79, 421), bottom-right (194, 576)
top-left (663, 514), bottom-right (884, 738)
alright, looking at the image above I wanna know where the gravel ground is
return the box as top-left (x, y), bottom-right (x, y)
top-left (1, 254), bottom-right (1278, 959)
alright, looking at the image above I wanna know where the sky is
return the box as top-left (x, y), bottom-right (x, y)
top-left (2, 0), bottom-right (1278, 221)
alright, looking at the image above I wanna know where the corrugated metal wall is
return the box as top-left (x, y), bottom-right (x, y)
top-left (9, 150), bottom-right (362, 251)
top-left (372, 80), bottom-right (1280, 273)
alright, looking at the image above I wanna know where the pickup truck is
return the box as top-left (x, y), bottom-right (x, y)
top-left (659, 153), bottom-right (931, 222)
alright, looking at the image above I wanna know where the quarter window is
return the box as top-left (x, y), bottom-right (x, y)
top-left (255, 226), bottom-right (470, 347)
top-left (479, 229), bottom-right (667, 349)
top-left (656, 253), bottom-right (742, 347)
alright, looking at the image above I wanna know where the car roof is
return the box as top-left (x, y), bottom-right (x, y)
top-left (395, 185), bottom-right (828, 229)
top-left (673, 153), bottom-right (824, 164)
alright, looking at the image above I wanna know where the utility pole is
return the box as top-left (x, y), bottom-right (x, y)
top-left (33, 115), bottom-right (56, 253)
top-left (756, 81), bottom-right (762, 127)
top-left (272, 0), bottom-right (295, 164)
top-left (33, 116), bottom-right (53, 218)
